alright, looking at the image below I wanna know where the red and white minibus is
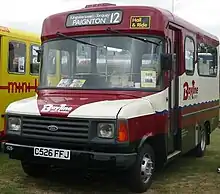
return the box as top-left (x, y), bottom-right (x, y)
top-left (3, 3), bottom-right (219, 193)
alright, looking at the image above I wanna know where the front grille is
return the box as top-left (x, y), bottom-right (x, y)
top-left (22, 116), bottom-right (89, 143)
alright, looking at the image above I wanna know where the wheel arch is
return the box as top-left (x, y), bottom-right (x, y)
top-left (137, 134), bottom-right (167, 170)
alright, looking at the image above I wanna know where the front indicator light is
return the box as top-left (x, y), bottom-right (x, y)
top-left (117, 120), bottom-right (129, 142)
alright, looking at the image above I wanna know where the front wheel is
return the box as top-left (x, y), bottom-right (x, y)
top-left (128, 144), bottom-right (155, 193)
top-left (21, 161), bottom-right (51, 178)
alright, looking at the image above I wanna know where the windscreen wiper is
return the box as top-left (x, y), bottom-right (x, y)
top-left (106, 27), bottom-right (159, 46)
top-left (56, 32), bottom-right (97, 47)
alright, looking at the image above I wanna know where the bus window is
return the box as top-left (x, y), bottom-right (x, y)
top-left (197, 43), bottom-right (218, 77)
top-left (8, 41), bottom-right (26, 73)
top-left (184, 37), bottom-right (195, 75)
top-left (30, 44), bottom-right (40, 74)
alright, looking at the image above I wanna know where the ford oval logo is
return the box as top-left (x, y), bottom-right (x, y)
top-left (47, 125), bottom-right (58, 132)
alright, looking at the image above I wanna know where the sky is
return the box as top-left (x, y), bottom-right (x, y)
top-left (0, 0), bottom-right (219, 38)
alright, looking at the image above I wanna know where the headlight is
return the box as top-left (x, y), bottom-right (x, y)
top-left (97, 123), bottom-right (114, 138)
top-left (8, 117), bottom-right (21, 131)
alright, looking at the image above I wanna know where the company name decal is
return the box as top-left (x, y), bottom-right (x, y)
top-left (41, 104), bottom-right (73, 113)
top-left (183, 80), bottom-right (198, 100)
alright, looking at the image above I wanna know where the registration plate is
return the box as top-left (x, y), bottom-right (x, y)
top-left (34, 146), bottom-right (71, 160)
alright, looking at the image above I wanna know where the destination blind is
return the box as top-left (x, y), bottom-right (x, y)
top-left (66, 10), bottom-right (123, 27)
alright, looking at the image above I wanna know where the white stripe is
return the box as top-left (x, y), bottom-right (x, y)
top-left (6, 96), bottom-right (40, 116)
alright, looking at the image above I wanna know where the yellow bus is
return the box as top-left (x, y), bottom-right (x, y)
top-left (0, 26), bottom-right (40, 138)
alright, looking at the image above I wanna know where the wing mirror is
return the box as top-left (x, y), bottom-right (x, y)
top-left (160, 53), bottom-right (172, 71)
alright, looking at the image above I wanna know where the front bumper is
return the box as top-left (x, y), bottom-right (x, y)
top-left (3, 142), bottom-right (137, 170)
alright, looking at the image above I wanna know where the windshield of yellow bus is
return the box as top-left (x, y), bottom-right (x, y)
top-left (39, 35), bottom-right (163, 90)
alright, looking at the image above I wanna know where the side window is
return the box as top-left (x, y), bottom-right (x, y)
top-left (184, 37), bottom-right (195, 75)
top-left (8, 41), bottom-right (26, 73)
top-left (197, 43), bottom-right (218, 77)
top-left (30, 44), bottom-right (40, 74)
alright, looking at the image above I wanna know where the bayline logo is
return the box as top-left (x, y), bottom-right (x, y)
top-left (183, 80), bottom-right (198, 100)
top-left (41, 104), bottom-right (73, 113)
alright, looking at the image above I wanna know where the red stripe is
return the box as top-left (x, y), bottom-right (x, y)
top-left (0, 85), bottom-right (37, 91)
top-left (29, 86), bottom-right (37, 90)
top-left (181, 109), bottom-right (218, 127)
top-left (181, 100), bottom-right (219, 115)
top-left (181, 101), bottom-right (219, 127)
top-left (0, 86), bottom-right (8, 90)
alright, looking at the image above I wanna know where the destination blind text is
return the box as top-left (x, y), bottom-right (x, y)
top-left (66, 10), bottom-right (123, 27)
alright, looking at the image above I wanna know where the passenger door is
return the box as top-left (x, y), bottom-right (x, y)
top-left (167, 24), bottom-right (182, 156)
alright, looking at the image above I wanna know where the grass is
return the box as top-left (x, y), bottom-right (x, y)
top-left (1, 129), bottom-right (220, 193)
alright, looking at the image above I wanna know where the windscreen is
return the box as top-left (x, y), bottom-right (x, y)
top-left (40, 35), bottom-right (163, 90)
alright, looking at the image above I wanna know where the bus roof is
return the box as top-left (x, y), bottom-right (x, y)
top-left (0, 25), bottom-right (40, 43)
top-left (41, 4), bottom-right (219, 46)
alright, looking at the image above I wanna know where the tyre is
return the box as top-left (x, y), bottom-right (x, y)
top-left (128, 144), bottom-right (155, 193)
top-left (21, 161), bottom-right (51, 178)
top-left (195, 126), bottom-right (207, 157)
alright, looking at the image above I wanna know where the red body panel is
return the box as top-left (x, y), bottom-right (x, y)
top-left (181, 101), bottom-right (219, 128)
top-left (41, 6), bottom-right (167, 39)
top-left (41, 5), bottom-right (219, 46)
top-left (128, 114), bottom-right (168, 142)
top-left (37, 89), bottom-right (154, 117)
top-left (127, 99), bottom-right (219, 143)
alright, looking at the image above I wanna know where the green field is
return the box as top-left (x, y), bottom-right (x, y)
top-left (1, 129), bottom-right (220, 194)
